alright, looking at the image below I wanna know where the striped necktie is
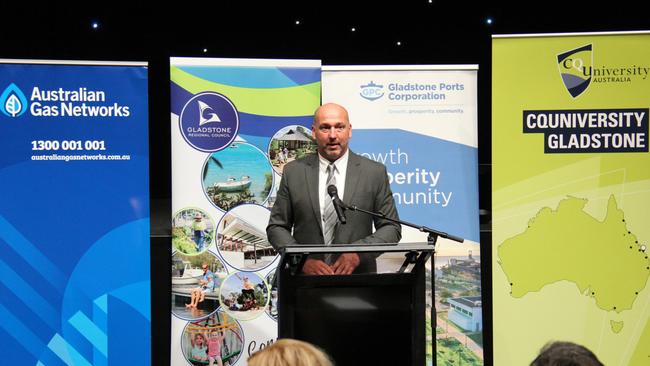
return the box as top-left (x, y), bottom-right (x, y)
top-left (322, 163), bottom-right (337, 264)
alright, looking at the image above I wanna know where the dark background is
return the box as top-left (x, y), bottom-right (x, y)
top-left (2, 2), bottom-right (647, 365)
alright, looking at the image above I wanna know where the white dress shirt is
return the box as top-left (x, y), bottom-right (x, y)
top-left (318, 149), bottom-right (349, 223)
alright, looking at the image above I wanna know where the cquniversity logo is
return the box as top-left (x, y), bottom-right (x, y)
top-left (557, 44), bottom-right (593, 98)
top-left (0, 83), bottom-right (29, 117)
top-left (179, 92), bottom-right (239, 152)
top-left (360, 81), bottom-right (384, 101)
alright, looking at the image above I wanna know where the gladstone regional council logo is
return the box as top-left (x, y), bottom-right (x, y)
top-left (557, 44), bottom-right (593, 98)
top-left (0, 83), bottom-right (29, 117)
top-left (179, 92), bottom-right (240, 152)
top-left (360, 81), bottom-right (385, 101)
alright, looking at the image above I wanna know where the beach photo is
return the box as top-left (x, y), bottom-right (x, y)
top-left (267, 125), bottom-right (317, 175)
top-left (217, 204), bottom-right (277, 272)
top-left (202, 142), bottom-right (273, 211)
top-left (172, 251), bottom-right (228, 320)
top-left (220, 271), bottom-right (269, 321)
top-left (181, 311), bottom-right (244, 366)
top-left (172, 208), bottom-right (216, 255)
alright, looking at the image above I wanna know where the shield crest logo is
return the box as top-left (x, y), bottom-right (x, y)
top-left (557, 44), bottom-right (593, 98)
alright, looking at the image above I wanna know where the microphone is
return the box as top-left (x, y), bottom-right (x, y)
top-left (327, 185), bottom-right (347, 224)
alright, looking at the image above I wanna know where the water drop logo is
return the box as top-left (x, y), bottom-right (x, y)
top-left (359, 81), bottom-right (384, 101)
top-left (557, 44), bottom-right (593, 98)
top-left (0, 83), bottom-right (29, 117)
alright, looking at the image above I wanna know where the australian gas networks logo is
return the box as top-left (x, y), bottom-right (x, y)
top-left (360, 81), bottom-right (385, 101)
top-left (0, 83), bottom-right (28, 117)
top-left (0, 83), bottom-right (131, 118)
top-left (557, 44), bottom-right (650, 98)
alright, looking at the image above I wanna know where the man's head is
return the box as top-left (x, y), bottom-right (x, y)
top-left (202, 263), bottom-right (209, 272)
top-left (312, 103), bottom-right (352, 162)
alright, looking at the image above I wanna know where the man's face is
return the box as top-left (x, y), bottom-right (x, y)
top-left (312, 104), bottom-right (352, 162)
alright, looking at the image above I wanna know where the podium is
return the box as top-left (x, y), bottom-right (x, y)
top-left (276, 243), bottom-right (434, 366)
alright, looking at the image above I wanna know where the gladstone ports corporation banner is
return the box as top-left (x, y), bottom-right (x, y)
top-left (0, 60), bottom-right (150, 365)
top-left (323, 65), bottom-right (483, 366)
top-left (492, 32), bottom-right (650, 365)
top-left (170, 57), bottom-right (320, 366)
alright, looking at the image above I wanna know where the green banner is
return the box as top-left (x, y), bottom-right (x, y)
top-left (492, 32), bottom-right (650, 365)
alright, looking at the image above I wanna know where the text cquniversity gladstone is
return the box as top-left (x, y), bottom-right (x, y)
top-left (523, 108), bottom-right (649, 153)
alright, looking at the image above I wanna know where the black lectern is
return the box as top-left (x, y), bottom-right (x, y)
top-left (276, 243), bottom-right (434, 366)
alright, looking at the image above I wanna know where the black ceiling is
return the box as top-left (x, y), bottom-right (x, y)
top-left (3, 3), bottom-right (647, 62)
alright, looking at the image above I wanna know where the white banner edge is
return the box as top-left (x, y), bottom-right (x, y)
top-left (323, 64), bottom-right (478, 71)
top-left (170, 57), bottom-right (321, 68)
top-left (0, 59), bottom-right (148, 66)
top-left (492, 30), bottom-right (650, 39)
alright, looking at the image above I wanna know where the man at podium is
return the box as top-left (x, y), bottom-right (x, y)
top-left (267, 103), bottom-right (401, 275)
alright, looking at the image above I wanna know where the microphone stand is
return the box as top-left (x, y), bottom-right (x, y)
top-left (342, 202), bottom-right (464, 363)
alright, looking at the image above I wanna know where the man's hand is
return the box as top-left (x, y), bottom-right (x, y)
top-left (302, 258), bottom-right (334, 275)
top-left (331, 253), bottom-right (360, 275)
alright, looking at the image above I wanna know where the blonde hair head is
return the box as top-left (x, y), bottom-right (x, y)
top-left (247, 338), bottom-right (333, 366)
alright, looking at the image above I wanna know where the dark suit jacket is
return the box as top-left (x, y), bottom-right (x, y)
top-left (266, 151), bottom-right (401, 273)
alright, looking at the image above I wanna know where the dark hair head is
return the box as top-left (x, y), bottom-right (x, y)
top-left (530, 341), bottom-right (604, 366)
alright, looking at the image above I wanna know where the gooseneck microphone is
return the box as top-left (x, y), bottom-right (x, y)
top-left (327, 185), bottom-right (347, 224)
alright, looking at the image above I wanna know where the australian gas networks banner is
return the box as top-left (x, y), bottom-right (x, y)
top-left (323, 65), bottom-right (483, 365)
top-left (493, 32), bottom-right (650, 365)
top-left (170, 57), bottom-right (320, 366)
top-left (0, 60), bottom-right (150, 365)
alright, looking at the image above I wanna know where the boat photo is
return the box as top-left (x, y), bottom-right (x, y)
top-left (213, 175), bottom-right (251, 192)
top-left (172, 261), bottom-right (205, 285)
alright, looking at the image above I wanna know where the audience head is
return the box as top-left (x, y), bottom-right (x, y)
top-left (530, 341), bottom-right (604, 366)
top-left (248, 338), bottom-right (333, 366)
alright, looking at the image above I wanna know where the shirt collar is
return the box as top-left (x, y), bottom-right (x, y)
top-left (318, 149), bottom-right (349, 173)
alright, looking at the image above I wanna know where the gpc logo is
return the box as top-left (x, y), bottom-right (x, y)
top-left (360, 81), bottom-right (384, 101)
top-left (0, 83), bottom-right (28, 117)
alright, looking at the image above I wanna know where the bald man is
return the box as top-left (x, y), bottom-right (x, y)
top-left (267, 103), bottom-right (401, 275)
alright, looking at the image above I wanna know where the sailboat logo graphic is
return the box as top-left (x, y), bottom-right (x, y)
top-left (179, 91), bottom-right (240, 152)
top-left (198, 100), bottom-right (222, 125)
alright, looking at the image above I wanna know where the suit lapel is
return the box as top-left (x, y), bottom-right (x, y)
top-left (305, 154), bottom-right (322, 231)
top-left (343, 151), bottom-right (362, 205)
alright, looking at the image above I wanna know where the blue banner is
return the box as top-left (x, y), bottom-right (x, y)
top-left (0, 61), bottom-right (150, 366)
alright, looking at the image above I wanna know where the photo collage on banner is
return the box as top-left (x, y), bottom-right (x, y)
top-left (492, 32), bottom-right (650, 365)
top-left (322, 66), bottom-right (482, 366)
top-left (170, 57), bottom-right (321, 365)
top-left (0, 60), bottom-right (151, 365)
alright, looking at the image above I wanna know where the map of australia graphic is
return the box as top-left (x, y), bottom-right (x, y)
top-left (498, 195), bottom-right (650, 329)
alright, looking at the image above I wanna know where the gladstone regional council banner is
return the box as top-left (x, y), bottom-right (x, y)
top-left (0, 60), bottom-right (150, 365)
top-left (492, 31), bottom-right (650, 365)
top-left (322, 65), bottom-right (483, 366)
top-left (170, 57), bottom-right (320, 366)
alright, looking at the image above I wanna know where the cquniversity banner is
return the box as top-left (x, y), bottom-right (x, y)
top-left (322, 65), bottom-right (482, 365)
top-left (170, 57), bottom-right (320, 365)
top-left (0, 60), bottom-right (150, 365)
top-left (493, 32), bottom-right (650, 365)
